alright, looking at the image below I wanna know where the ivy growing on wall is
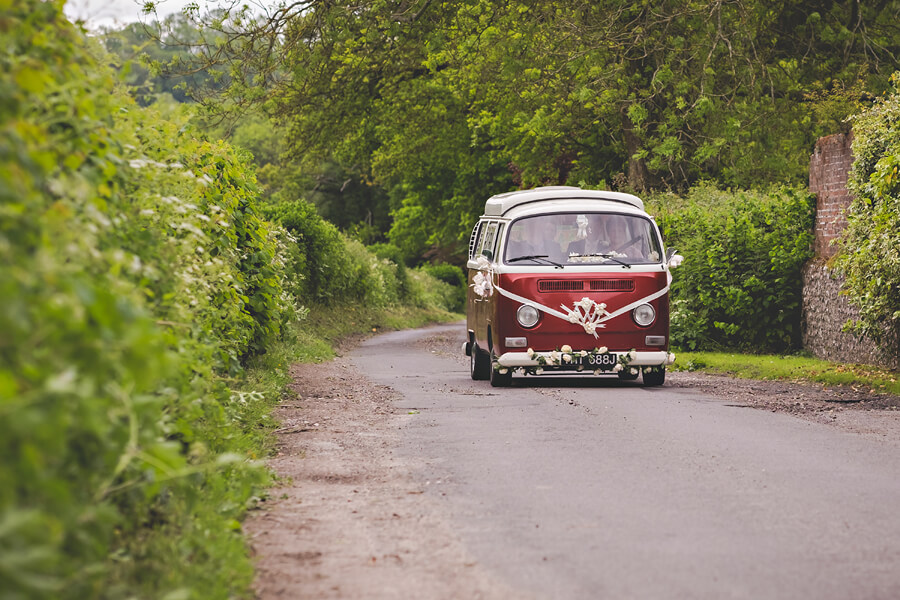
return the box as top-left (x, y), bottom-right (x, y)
top-left (838, 73), bottom-right (900, 356)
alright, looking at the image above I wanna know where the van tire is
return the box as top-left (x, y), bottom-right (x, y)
top-left (470, 343), bottom-right (491, 380)
top-left (490, 357), bottom-right (513, 387)
top-left (642, 367), bottom-right (666, 387)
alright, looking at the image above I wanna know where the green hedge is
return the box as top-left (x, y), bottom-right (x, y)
top-left (419, 263), bottom-right (466, 312)
top-left (647, 185), bottom-right (815, 352)
top-left (837, 73), bottom-right (900, 355)
top-left (1, 2), bottom-right (296, 597)
top-left (263, 200), bottom-right (461, 310)
top-left (368, 242), bottom-right (413, 301)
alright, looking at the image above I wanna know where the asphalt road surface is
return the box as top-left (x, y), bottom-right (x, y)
top-left (349, 323), bottom-right (900, 600)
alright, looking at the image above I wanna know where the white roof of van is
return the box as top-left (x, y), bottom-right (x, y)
top-left (484, 186), bottom-right (644, 216)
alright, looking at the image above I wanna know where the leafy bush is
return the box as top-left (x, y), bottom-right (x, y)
top-left (647, 184), bottom-right (815, 352)
top-left (1, 3), bottom-right (295, 597)
top-left (407, 268), bottom-right (460, 312)
top-left (419, 263), bottom-right (466, 312)
top-left (113, 126), bottom-right (297, 370)
top-left (368, 242), bottom-right (413, 301)
top-left (344, 237), bottom-right (403, 306)
top-left (262, 199), bottom-right (353, 303)
top-left (265, 200), bottom-right (458, 310)
top-left (837, 73), bottom-right (900, 356)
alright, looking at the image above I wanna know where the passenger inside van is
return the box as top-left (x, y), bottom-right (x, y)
top-left (566, 213), bottom-right (609, 257)
top-left (606, 215), bottom-right (641, 258)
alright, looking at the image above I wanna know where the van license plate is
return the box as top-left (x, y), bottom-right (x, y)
top-left (575, 352), bottom-right (617, 370)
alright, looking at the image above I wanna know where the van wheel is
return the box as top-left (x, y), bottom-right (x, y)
top-left (489, 354), bottom-right (512, 387)
top-left (642, 367), bottom-right (666, 387)
top-left (470, 343), bottom-right (491, 380)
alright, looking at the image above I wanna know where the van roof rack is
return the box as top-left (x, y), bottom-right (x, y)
top-left (484, 186), bottom-right (644, 216)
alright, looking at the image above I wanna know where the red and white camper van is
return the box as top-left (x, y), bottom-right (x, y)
top-left (465, 186), bottom-right (681, 387)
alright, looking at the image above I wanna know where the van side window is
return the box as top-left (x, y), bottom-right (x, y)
top-left (468, 222), bottom-right (482, 260)
top-left (480, 222), bottom-right (499, 261)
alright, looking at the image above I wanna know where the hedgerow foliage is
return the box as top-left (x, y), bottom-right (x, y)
top-left (648, 185), bottom-right (815, 352)
top-left (419, 263), bottom-right (467, 312)
top-left (838, 73), bottom-right (900, 355)
top-left (1, 1), bottom-right (298, 597)
top-left (261, 200), bottom-right (460, 311)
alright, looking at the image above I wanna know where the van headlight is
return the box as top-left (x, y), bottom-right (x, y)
top-left (517, 304), bottom-right (540, 328)
top-left (632, 303), bottom-right (656, 327)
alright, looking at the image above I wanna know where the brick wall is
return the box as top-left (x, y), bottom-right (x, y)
top-left (802, 132), bottom-right (899, 369)
top-left (808, 132), bottom-right (853, 258)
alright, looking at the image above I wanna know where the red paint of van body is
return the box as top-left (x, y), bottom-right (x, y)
top-left (468, 270), bottom-right (669, 356)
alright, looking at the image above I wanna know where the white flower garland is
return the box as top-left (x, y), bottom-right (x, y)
top-left (496, 346), bottom-right (676, 377)
top-left (566, 251), bottom-right (627, 264)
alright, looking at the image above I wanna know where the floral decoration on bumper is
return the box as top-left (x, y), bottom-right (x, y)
top-left (493, 345), bottom-right (675, 377)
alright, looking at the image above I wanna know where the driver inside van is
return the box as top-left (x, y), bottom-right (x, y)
top-left (506, 217), bottom-right (564, 262)
top-left (606, 215), bottom-right (640, 258)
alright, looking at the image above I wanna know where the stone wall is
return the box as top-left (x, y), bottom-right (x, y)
top-left (801, 261), bottom-right (886, 365)
top-left (801, 133), bottom-right (898, 369)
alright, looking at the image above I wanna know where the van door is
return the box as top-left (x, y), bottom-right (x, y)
top-left (467, 220), bottom-right (503, 349)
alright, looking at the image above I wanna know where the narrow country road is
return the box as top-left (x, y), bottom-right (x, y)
top-left (348, 323), bottom-right (900, 599)
top-left (248, 322), bottom-right (900, 599)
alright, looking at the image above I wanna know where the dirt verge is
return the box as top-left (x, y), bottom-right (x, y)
top-left (668, 370), bottom-right (900, 441)
top-left (243, 339), bottom-right (520, 599)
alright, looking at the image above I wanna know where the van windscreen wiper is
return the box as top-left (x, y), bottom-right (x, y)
top-left (507, 254), bottom-right (564, 268)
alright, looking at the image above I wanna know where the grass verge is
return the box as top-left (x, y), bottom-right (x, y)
top-left (672, 351), bottom-right (900, 396)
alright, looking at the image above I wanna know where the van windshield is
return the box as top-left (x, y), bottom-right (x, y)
top-left (504, 213), bottom-right (662, 266)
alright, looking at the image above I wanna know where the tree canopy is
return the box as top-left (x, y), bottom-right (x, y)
top-left (149, 0), bottom-right (900, 261)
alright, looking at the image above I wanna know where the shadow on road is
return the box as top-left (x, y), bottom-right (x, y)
top-left (505, 375), bottom-right (663, 389)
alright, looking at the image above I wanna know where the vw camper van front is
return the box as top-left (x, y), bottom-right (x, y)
top-left (465, 186), bottom-right (680, 387)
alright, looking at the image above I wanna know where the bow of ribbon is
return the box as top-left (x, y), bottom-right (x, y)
top-left (575, 214), bottom-right (589, 240)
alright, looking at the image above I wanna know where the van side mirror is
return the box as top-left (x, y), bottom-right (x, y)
top-left (666, 248), bottom-right (684, 268)
top-left (482, 249), bottom-right (493, 261)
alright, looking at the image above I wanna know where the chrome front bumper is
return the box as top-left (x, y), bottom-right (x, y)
top-left (496, 350), bottom-right (674, 368)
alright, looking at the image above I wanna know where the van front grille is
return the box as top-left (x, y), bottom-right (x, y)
top-left (590, 279), bottom-right (635, 292)
top-left (538, 279), bottom-right (634, 293)
top-left (538, 280), bottom-right (584, 292)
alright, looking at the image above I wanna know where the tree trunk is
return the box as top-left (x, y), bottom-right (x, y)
top-left (622, 109), bottom-right (651, 192)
